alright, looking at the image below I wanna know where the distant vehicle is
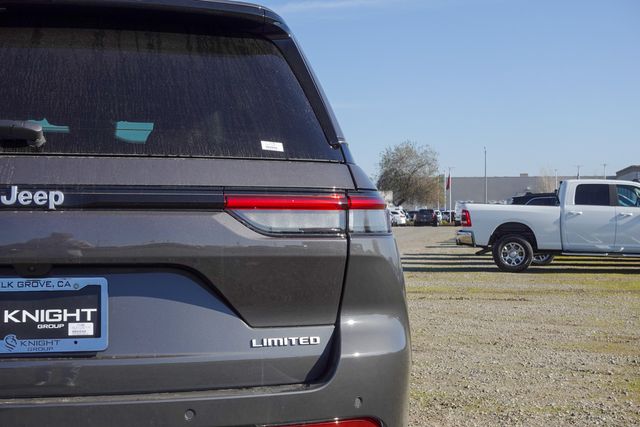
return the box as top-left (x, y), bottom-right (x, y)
top-left (443, 210), bottom-right (455, 223)
top-left (415, 208), bottom-right (439, 226)
top-left (454, 201), bottom-right (473, 226)
top-left (407, 210), bottom-right (418, 223)
top-left (389, 208), bottom-right (408, 226)
top-left (511, 192), bottom-right (559, 206)
top-left (456, 180), bottom-right (640, 272)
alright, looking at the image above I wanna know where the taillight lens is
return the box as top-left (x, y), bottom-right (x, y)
top-left (226, 194), bottom-right (347, 210)
top-left (265, 418), bottom-right (381, 427)
top-left (225, 192), bottom-right (390, 235)
top-left (348, 193), bottom-right (390, 234)
top-left (461, 209), bottom-right (472, 227)
top-left (225, 194), bottom-right (347, 234)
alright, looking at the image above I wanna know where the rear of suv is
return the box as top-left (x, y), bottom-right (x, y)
top-left (0, 2), bottom-right (410, 426)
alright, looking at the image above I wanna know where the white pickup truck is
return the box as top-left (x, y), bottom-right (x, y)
top-left (456, 179), bottom-right (640, 272)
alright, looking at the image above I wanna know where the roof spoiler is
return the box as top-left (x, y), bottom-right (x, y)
top-left (0, 0), bottom-right (291, 37)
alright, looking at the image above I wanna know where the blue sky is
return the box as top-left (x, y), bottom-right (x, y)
top-left (258, 0), bottom-right (639, 178)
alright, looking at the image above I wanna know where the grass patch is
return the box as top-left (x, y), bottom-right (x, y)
top-left (406, 275), bottom-right (640, 296)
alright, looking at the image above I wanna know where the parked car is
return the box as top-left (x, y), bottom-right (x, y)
top-left (389, 208), bottom-right (408, 226)
top-left (443, 210), bottom-right (455, 223)
top-left (456, 179), bottom-right (640, 272)
top-left (414, 208), bottom-right (439, 226)
top-left (454, 201), bottom-right (473, 226)
top-left (0, 2), bottom-right (410, 426)
top-left (407, 210), bottom-right (418, 224)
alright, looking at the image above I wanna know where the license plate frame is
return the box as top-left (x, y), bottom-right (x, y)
top-left (0, 277), bottom-right (108, 355)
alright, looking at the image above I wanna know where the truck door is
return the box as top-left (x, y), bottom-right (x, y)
top-left (562, 183), bottom-right (616, 252)
top-left (614, 184), bottom-right (640, 253)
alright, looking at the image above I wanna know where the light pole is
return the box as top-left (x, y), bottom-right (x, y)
top-left (554, 169), bottom-right (558, 190)
top-left (436, 174), bottom-right (440, 210)
top-left (575, 165), bottom-right (582, 180)
top-left (484, 146), bottom-right (488, 203)
top-left (443, 170), bottom-right (447, 211)
top-left (448, 167), bottom-right (454, 212)
top-left (602, 163), bottom-right (607, 179)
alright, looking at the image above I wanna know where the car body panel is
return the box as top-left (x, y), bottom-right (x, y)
top-left (0, 235), bottom-right (411, 426)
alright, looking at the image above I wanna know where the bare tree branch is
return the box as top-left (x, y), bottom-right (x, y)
top-left (376, 141), bottom-right (440, 206)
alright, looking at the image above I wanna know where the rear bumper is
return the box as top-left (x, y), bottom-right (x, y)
top-left (456, 230), bottom-right (476, 246)
top-left (0, 236), bottom-right (410, 427)
top-left (0, 313), bottom-right (409, 427)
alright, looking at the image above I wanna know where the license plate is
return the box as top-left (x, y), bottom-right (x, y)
top-left (0, 277), bottom-right (108, 355)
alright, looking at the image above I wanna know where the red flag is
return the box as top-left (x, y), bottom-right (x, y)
top-left (446, 174), bottom-right (451, 190)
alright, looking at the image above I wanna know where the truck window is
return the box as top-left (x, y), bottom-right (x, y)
top-left (617, 185), bottom-right (640, 207)
top-left (574, 184), bottom-right (610, 206)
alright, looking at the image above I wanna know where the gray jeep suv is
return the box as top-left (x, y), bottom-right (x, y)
top-left (0, 1), bottom-right (410, 426)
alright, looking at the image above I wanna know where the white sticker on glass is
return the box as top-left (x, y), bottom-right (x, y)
top-left (261, 140), bottom-right (284, 152)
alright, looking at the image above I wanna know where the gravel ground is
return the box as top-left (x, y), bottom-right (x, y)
top-left (395, 226), bottom-right (640, 427)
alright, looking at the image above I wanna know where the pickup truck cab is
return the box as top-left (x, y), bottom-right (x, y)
top-left (456, 179), bottom-right (640, 272)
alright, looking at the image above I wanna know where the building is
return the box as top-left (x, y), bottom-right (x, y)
top-left (616, 165), bottom-right (640, 182)
top-left (449, 173), bottom-right (600, 205)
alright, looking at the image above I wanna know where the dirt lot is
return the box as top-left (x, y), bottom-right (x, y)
top-left (395, 226), bottom-right (640, 426)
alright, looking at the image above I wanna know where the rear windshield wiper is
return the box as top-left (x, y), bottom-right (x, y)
top-left (0, 120), bottom-right (46, 148)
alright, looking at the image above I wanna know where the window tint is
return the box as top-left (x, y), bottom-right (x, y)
top-left (617, 185), bottom-right (640, 207)
top-left (574, 184), bottom-right (610, 206)
top-left (0, 26), bottom-right (341, 161)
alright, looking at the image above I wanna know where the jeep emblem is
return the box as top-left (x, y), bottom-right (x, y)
top-left (0, 186), bottom-right (64, 210)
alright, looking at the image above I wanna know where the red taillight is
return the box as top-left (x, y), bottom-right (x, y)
top-left (347, 194), bottom-right (387, 210)
top-left (225, 194), bottom-right (347, 210)
top-left (269, 419), bottom-right (380, 427)
top-left (224, 192), bottom-right (390, 235)
top-left (461, 209), bottom-right (472, 227)
top-left (348, 193), bottom-right (390, 234)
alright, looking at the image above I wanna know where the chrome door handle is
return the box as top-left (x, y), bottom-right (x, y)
top-left (568, 211), bottom-right (583, 215)
top-left (619, 212), bottom-right (634, 217)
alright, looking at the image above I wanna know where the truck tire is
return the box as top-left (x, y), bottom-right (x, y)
top-left (492, 235), bottom-right (534, 272)
top-left (532, 254), bottom-right (554, 266)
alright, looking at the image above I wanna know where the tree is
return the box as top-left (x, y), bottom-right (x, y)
top-left (537, 168), bottom-right (556, 193)
top-left (376, 141), bottom-right (440, 206)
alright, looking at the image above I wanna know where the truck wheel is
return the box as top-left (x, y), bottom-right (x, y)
top-left (532, 254), bottom-right (554, 266)
top-left (492, 235), bottom-right (533, 272)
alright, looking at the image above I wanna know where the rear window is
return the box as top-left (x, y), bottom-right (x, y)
top-left (574, 184), bottom-right (611, 206)
top-left (0, 26), bottom-right (341, 161)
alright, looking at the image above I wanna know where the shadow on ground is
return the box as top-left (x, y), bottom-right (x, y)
top-left (401, 241), bottom-right (640, 274)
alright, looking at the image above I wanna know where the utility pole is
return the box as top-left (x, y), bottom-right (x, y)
top-left (448, 167), bottom-right (454, 212)
top-left (575, 165), bottom-right (582, 180)
top-left (554, 169), bottom-right (558, 190)
top-left (443, 171), bottom-right (447, 211)
top-left (436, 175), bottom-right (440, 210)
top-left (602, 163), bottom-right (607, 179)
top-left (484, 146), bottom-right (488, 203)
